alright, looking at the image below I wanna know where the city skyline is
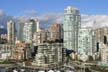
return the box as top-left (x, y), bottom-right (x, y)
top-left (1, 5), bottom-right (108, 72)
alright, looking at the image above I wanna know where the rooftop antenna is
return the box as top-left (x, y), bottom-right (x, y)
top-left (93, 20), bottom-right (96, 30)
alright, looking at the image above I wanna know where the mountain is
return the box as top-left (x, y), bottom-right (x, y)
top-left (0, 27), bottom-right (7, 35)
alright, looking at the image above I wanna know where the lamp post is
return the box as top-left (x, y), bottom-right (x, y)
top-left (80, 54), bottom-right (88, 72)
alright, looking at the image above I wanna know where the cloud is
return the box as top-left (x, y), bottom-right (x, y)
top-left (18, 12), bottom-right (63, 28)
top-left (0, 9), bottom-right (5, 16)
top-left (37, 13), bottom-right (63, 28)
top-left (38, 13), bottom-right (108, 29)
top-left (0, 9), bottom-right (15, 28)
top-left (17, 10), bottom-right (37, 19)
top-left (81, 15), bottom-right (108, 28)
top-left (16, 10), bottom-right (108, 29)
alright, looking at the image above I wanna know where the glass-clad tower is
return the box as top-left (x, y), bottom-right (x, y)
top-left (17, 21), bottom-right (24, 41)
top-left (63, 6), bottom-right (81, 51)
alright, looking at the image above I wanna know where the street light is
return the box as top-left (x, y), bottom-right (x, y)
top-left (80, 54), bottom-right (88, 72)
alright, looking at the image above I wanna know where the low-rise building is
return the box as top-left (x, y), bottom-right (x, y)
top-left (11, 41), bottom-right (25, 60)
top-left (11, 41), bottom-right (32, 61)
top-left (32, 43), bottom-right (63, 66)
top-left (0, 44), bottom-right (12, 60)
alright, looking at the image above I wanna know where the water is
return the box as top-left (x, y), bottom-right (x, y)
top-left (0, 68), bottom-right (6, 72)
top-left (0, 67), bottom-right (75, 72)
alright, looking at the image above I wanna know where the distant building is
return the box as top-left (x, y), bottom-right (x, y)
top-left (23, 19), bottom-right (38, 43)
top-left (0, 26), bottom-right (7, 35)
top-left (94, 27), bottom-right (108, 53)
top-left (95, 27), bottom-right (108, 43)
top-left (0, 44), bottom-right (12, 60)
top-left (7, 20), bottom-right (16, 44)
top-left (78, 28), bottom-right (96, 56)
top-left (0, 34), bottom-right (7, 44)
top-left (33, 28), bottom-right (50, 45)
top-left (98, 43), bottom-right (108, 66)
top-left (63, 6), bottom-right (81, 51)
top-left (0, 27), bottom-right (7, 44)
top-left (50, 23), bottom-right (63, 41)
top-left (17, 21), bottom-right (25, 41)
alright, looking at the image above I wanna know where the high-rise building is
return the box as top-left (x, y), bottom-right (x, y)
top-left (78, 28), bottom-right (96, 56)
top-left (50, 23), bottom-right (63, 41)
top-left (94, 27), bottom-right (108, 52)
top-left (98, 43), bottom-right (108, 66)
top-left (7, 20), bottom-right (16, 44)
top-left (17, 21), bottom-right (24, 41)
top-left (23, 19), bottom-right (38, 43)
top-left (23, 22), bottom-right (33, 43)
top-left (95, 27), bottom-right (108, 44)
top-left (36, 19), bottom-right (40, 32)
top-left (63, 6), bottom-right (81, 51)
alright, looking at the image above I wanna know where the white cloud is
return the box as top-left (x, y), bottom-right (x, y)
top-left (0, 9), bottom-right (5, 16)
top-left (38, 13), bottom-right (108, 29)
top-left (38, 13), bottom-right (63, 23)
top-left (81, 15), bottom-right (108, 28)
top-left (37, 13), bottom-right (63, 28)
top-left (0, 9), bottom-right (15, 28)
top-left (23, 10), bottom-right (37, 17)
top-left (16, 10), bottom-right (108, 29)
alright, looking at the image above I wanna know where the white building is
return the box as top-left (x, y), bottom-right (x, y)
top-left (63, 6), bottom-right (81, 51)
top-left (0, 44), bottom-right (12, 60)
top-left (78, 28), bottom-right (95, 56)
top-left (23, 22), bottom-right (33, 43)
top-left (23, 19), bottom-right (39, 43)
top-left (32, 43), bottom-right (63, 66)
top-left (32, 53), bottom-right (46, 66)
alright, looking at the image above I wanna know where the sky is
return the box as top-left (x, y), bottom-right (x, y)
top-left (1, 0), bottom-right (108, 29)
top-left (0, 0), bottom-right (108, 16)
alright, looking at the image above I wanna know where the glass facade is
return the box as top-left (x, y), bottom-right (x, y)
top-left (17, 21), bottom-right (24, 41)
top-left (63, 6), bottom-right (81, 51)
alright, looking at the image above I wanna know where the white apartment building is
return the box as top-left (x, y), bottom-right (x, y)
top-left (78, 28), bottom-right (95, 56)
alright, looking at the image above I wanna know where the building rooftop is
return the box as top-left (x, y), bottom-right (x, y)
top-left (65, 6), bottom-right (78, 11)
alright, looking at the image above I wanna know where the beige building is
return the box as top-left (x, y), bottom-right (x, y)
top-left (50, 23), bottom-right (63, 41)
top-left (11, 41), bottom-right (25, 60)
top-left (93, 27), bottom-right (108, 53)
top-left (95, 27), bottom-right (108, 44)
top-left (33, 28), bottom-right (50, 45)
top-left (11, 41), bottom-right (32, 61)
top-left (7, 20), bottom-right (16, 44)
top-left (98, 43), bottom-right (108, 66)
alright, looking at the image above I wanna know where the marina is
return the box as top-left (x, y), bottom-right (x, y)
top-left (0, 64), bottom-right (74, 72)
